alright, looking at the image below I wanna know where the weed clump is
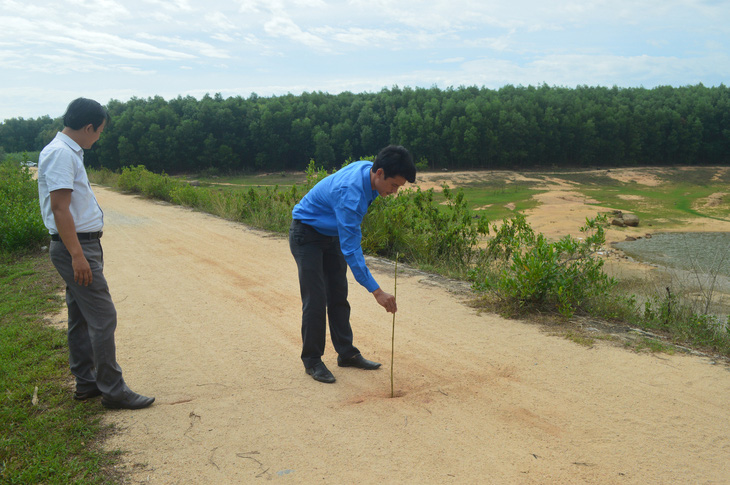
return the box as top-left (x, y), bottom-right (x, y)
top-left (469, 213), bottom-right (614, 318)
top-left (0, 158), bottom-right (48, 253)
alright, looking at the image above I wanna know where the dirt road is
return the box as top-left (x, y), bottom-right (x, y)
top-left (65, 186), bottom-right (729, 484)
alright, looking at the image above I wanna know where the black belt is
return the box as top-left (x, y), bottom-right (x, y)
top-left (51, 231), bottom-right (103, 242)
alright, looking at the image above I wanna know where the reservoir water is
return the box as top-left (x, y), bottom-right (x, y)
top-left (613, 232), bottom-right (730, 277)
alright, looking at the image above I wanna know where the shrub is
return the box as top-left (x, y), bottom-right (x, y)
top-left (117, 165), bottom-right (182, 201)
top-left (87, 167), bottom-right (119, 186)
top-left (362, 185), bottom-right (490, 275)
top-left (637, 287), bottom-right (730, 353)
top-left (0, 160), bottom-right (48, 253)
top-left (470, 213), bottom-right (615, 318)
top-left (170, 184), bottom-right (206, 208)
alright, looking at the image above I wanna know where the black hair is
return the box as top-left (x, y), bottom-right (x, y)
top-left (371, 145), bottom-right (416, 183)
top-left (62, 98), bottom-right (110, 131)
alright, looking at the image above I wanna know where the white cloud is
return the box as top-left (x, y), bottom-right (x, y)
top-left (205, 11), bottom-right (237, 31)
top-left (236, 0), bottom-right (269, 14)
top-left (264, 15), bottom-right (329, 50)
top-left (65, 0), bottom-right (131, 25)
top-left (136, 33), bottom-right (230, 58)
top-left (0, 0), bottom-right (729, 121)
top-left (212, 33), bottom-right (235, 42)
top-left (430, 57), bottom-right (466, 64)
top-left (142, 0), bottom-right (194, 12)
top-left (293, 0), bottom-right (326, 7)
top-left (118, 66), bottom-right (157, 75)
top-left (313, 26), bottom-right (398, 47)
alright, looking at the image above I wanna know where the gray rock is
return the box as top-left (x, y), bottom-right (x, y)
top-left (622, 213), bottom-right (640, 226)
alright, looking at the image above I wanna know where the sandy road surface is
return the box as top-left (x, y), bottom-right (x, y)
top-left (62, 186), bottom-right (729, 484)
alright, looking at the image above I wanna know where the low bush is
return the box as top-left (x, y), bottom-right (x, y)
top-left (469, 214), bottom-right (615, 318)
top-left (362, 185), bottom-right (489, 275)
top-left (637, 288), bottom-right (730, 354)
top-left (87, 167), bottom-right (119, 186)
top-left (117, 165), bottom-right (182, 201)
top-left (0, 160), bottom-right (48, 253)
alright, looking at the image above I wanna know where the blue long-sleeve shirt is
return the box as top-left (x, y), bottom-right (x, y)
top-left (292, 161), bottom-right (380, 292)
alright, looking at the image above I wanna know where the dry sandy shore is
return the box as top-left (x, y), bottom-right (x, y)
top-left (50, 183), bottom-right (730, 484)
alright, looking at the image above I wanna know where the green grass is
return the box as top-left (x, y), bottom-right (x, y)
top-left (454, 185), bottom-right (542, 221)
top-left (546, 170), bottom-right (624, 187)
top-left (537, 167), bottom-right (730, 228)
top-left (181, 170), bottom-right (543, 222)
top-left (629, 337), bottom-right (677, 354)
top-left (180, 171), bottom-right (307, 191)
top-left (563, 330), bottom-right (595, 347)
top-left (581, 183), bottom-right (730, 227)
top-left (0, 251), bottom-right (122, 484)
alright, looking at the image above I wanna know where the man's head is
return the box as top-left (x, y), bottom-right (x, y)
top-left (370, 145), bottom-right (416, 197)
top-left (63, 98), bottom-right (109, 131)
top-left (61, 98), bottom-right (110, 149)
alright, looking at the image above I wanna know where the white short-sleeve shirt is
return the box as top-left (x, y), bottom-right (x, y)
top-left (38, 132), bottom-right (104, 234)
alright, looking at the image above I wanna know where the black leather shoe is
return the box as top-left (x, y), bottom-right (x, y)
top-left (305, 362), bottom-right (336, 383)
top-left (102, 390), bottom-right (155, 410)
top-left (74, 387), bottom-right (102, 400)
top-left (337, 353), bottom-right (381, 370)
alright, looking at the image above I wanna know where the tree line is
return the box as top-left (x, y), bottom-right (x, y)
top-left (2, 84), bottom-right (729, 173)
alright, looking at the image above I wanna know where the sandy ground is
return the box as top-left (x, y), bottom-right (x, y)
top-left (412, 167), bottom-right (730, 246)
top-left (49, 182), bottom-right (730, 484)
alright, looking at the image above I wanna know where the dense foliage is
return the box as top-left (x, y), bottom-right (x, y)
top-left (0, 116), bottom-right (59, 156)
top-left (3, 84), bottom-right (730, 173)
top-left (470, 214), bottom-right (615, 318)
top-left (0, 159), bottom-right (48, 253)
top-left (362, 185), bottom-right (490, 273)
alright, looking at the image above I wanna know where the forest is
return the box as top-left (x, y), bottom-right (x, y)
top-left (1, 84), bottom-right (729, 173)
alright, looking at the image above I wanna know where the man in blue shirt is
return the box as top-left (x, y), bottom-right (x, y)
top-left (290, 145), bottom-right (416, 383)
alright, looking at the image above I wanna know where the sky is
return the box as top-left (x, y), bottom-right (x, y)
top-left (1, 0), bottom-right (729, 122)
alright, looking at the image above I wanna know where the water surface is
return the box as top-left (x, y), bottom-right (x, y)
top-left (613, 232), bottom-right (730, 277)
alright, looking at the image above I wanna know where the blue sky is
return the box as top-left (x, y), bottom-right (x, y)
top-left (1, 0), bottom-right (728, 122)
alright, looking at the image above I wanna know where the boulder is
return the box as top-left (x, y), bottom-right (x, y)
top-left (622, 213), bottom-right (640, 227)
top-left (610, 210), bottom-right (639, 227)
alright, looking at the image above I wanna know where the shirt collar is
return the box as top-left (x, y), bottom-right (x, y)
top-left (362, 161), bottom-right (378, 203)
top-left (56, 131), bottom-right (83, 154)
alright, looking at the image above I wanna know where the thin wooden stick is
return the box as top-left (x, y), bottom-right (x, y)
top-left (391, 253), bottom-right (398, 398)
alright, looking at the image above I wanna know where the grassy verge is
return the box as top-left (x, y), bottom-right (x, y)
top-left (0, 251), bottom-right (122, 484)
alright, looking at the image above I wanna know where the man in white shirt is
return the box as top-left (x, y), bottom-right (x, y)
top-left (38, 98), bottom-right (154, 410)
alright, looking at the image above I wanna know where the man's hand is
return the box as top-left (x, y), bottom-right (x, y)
top-left (72, 254), bottom-right (93, 286)
top-left (50, 189), bottom-right (93, 286)
top-left (372, 288), bottom-right (397, 313)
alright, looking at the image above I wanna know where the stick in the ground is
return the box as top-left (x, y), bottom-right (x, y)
top-left (391, 253), bottom-right (398, 398)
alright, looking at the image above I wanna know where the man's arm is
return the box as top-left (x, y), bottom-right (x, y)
top-left (50, 189), bottom-right (92, 286)
top-left (334, 201), bottom-right (398, 314)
